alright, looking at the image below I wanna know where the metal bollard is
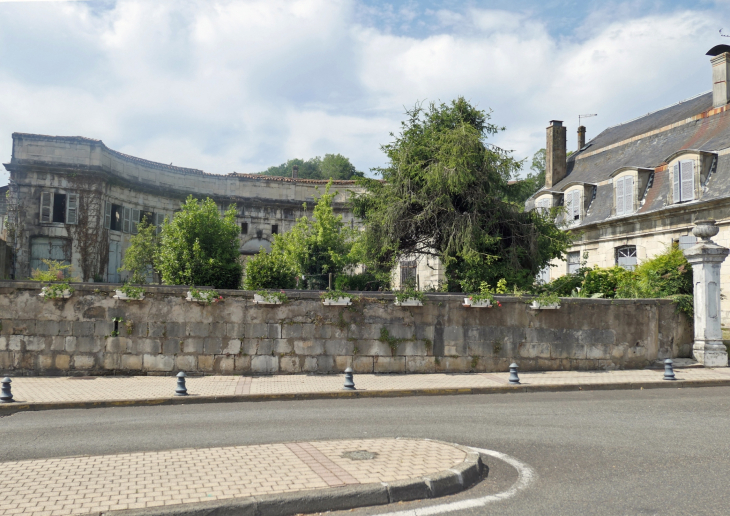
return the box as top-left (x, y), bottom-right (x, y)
top-left (175, 371), bottom-right (188, 396)
top-left (343, 367), bottom-right (356, 390)
top-left (0, 377), bottom-right (13, 403)
top-left (508, 363), bottom-right (520, 385)
top-left (663, 359), bottom-right (677, 381)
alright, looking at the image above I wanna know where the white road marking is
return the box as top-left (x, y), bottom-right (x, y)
top-left (377, 447), bottom-right (537, 516)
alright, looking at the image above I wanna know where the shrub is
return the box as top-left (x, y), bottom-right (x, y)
top-left (615, 244), bottom-right (692, 300)
top-left (581, 266), bottom-right (627, 299)
top-left (334, 271), bottom-right (388, 291)
top-left (243, 247), bottom-right (297, 290)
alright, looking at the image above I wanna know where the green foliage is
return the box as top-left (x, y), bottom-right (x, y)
top-left (119, 283), bottom-right (145, 300)
top-left (157, 196), bottom-right (243, 289)
top-left (503, 148), bottom-right (546, 205)
top-left (394, 284), bottom-right (425, 304)
top-left (119, 219), bottom-right (158, 284)
top-left (580, 266), bottom-right (627, 299)
top-left (258, 154), bottom-right (364, 180)
top-left (529, 291), bottom-right (561, 307)
top-left (244, 182), bottom-right (359, 290)
top-left (31, 259), bottom-right (72, 282)
top-left (334, 271), bottom-right (388, 291)
top-left (255, 290), bottom-right (288, 304)
top-left (352, 98), bottom-right (572, 293)
top-left (615, 244), bottom-right (692, 300)
top-left (188, 287), bottom-right (221, 305)
top-left (538, 270), bottom-right (586, 297)
top-left (320, 289), bottom-right (358, 301)
top-left (41, 282), bottom-right (73, 300)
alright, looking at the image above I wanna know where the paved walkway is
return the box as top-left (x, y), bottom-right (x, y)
top-left (0, 438), bottom-right (466, 515)
top-left (4, 368), bottom-right (730, 405)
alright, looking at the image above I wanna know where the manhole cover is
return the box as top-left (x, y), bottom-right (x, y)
top-left (341, 450), bottom-right (378, 460)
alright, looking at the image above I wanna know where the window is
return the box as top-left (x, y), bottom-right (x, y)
top-left (536, 265), bottom-right (550, 284)
top-left (131, 209), bottom-right (140, 234)
top-left (616, 246), bottom-right (637, 270)
top-left (271, 224), bottom-right (278, 235)
top-left (615, 176), bottom-right (634, 216)
top-left (241, 222), bottom-right (248, 234)
top-left (400, 260), bottom-right (417, 287)
top-left (256, 229), bottom-right (263, 239)
top-left (565, 190), bottom-right (581, 223)
top-left (535, 198), bottom-right (550, 214)
top-left (673, 160), bottom-right (695, 203)
top-left (678, 235), bottom-right (697, 250)
top-left (567, 251), bottom-right (580, 274)
top-left (108, 204), bottom-right (123, 232)
top-left (39, 192), bottom-right (78, 224)
top-left (30, 237), bottom-right (71, 274)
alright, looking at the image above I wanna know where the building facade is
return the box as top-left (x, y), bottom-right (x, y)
top-left (527, 45), bottom-right (730, 317)
top-left (2, 133), bottom-right (360, 283)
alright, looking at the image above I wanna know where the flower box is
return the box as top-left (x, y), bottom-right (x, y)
top-left (253, 293), bottom-right (283, 305)
top-left (464, 297), bottom-right (491, 308)
top-left (114, 290), bottom-right (145, 301)
top-left (186, 291), bottom-right (219, 304)
top-left (529, 301), bottom-right (560, 310)
top-left (322, 297), bottom-right (352, 306)
top-left (394, 298), bottom-right (423, 307)
top-left (39, 287), bottom-right (72, 299)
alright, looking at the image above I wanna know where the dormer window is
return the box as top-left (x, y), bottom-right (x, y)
top-left (565, 189), bottom-right (581, 223)
top-left (535, 197), bottom-right (551, 214)
top-left (672, 161), bottom-right (695, 203)
top-left (615, 176), bottom-right (634, 216)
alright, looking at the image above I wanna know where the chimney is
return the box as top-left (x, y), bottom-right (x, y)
top-left (577, 125), bottom-right (586, 150)
top-left (708, 45), bottom-right (730, 108)
top-left (545, 120), bottom-right (567, 188)
top-left (292, 164), bottom-right (299, 179)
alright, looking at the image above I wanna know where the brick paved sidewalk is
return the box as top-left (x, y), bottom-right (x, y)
top-left (4, 368), bottom-right (730, 405)
top-left (0, 438), bottom-right (466, 515)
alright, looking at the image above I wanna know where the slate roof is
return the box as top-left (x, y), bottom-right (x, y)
top-left (529, 91), bottom-right (730, 226)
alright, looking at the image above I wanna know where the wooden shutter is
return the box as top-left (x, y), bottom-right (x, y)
top-left (572, 190), bottom-right (581, 221)
top-left (122, 207), bottom-right (131, 233)
top-left (131, 209), bottom-right (140, 234)
top-left (681, 160), bottom-right (694, 201)
top-left (66, 194), bottom-right (78, 224)
top-left (40, 192), bottom-right (52, 223)
top-left (104, 201), bottom-right (112, 229)
top-left (625, 176), bottom-right (634, 214)
top-left (616, 178), bottom-right (624, 216)
top-left (673, 163), bottom-right (681, 203)
top-left (156, 213), bottom-right (165, 235)
top-left (565, 193), bottom-right (573, 221)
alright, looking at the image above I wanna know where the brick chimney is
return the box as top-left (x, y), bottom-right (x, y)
top-left (708, 45), bottom-right (730, 108)
top-left (292, 165), bottom-right (299, 179)
top-left (577, 125), bottom-right (586, 150)
top-left (545, 120), bottom-right (567, 188)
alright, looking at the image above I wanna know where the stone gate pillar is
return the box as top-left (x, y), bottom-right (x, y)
top-left (683, 220), bottom-right (729, 367)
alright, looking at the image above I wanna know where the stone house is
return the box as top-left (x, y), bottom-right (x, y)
top-left (527, 45), bottom-right (730, 316)
top-left (1, 133), bottom-right (360, 283)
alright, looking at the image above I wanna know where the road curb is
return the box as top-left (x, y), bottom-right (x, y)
top-left (105, 441), bottom-right (484, 516)
top-left (2, 377), bottom-right (730, 414)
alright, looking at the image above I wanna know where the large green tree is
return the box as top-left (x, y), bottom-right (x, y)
top-left (352, 98), bottom-right (572, 292)
top-left (258, 154), bottom-right (364, 180)
top-left (157, 196), bottom-right (243, 289)
top-left (118, 218), bottom-right (159, 284)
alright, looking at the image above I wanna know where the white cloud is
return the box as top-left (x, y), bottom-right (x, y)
top-left (0, 1), bottom-right (722, 188)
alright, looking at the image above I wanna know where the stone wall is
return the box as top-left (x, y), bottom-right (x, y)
top-left (0, 281), bottom-right (693, 376)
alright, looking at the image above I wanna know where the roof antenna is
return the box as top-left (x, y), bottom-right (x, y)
top-left (578, 113), bottom-right (597, 127)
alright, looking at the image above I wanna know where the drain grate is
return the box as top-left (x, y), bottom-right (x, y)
top-left (341, 450), bottom-right (378, 461)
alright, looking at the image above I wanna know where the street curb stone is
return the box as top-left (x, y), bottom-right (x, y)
top-left (108, 439), bottom-right (482, 516)
top-left (2, 378), bottom-right (730, 414)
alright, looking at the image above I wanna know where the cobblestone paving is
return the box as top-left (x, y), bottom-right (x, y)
top-left (0, 439), bottom-right (466, 515)
top-left (5, 368), bottom-right (730, 404)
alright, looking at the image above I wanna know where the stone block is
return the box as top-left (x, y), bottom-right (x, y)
top-left (73, 355), bottom-right (96, 370)
top-left (234, 355), bottom-right (251, 373)
top-left (58, 321), bottom-right (73, 336)
top-left (247, 323), bottom-right (268, 339)
top-left (105, 337), bottom-right (123, 353)
top-left (518, 342), bottom-right (551, 359)
top-left (443, 326), bottom-right (463, 342)
top-left (36, 320), bottom-right (60, 336)
top-left (214, 356), bottom-right (235, 374)
top-left (578, 329), bottom-right (615, 346)
top-left (274, 339), bottom-right (293, 355)
top-left (55, 354), bottom-right (71, 370)
top-left (209, 323), bottom-right (226, 337)
top-left (282, 324), bottom-right (302, 339)
top-left (203, 338), bottom-right (224, 354)
top-left (134, 339), bottom-right (162, 354)
top-left (165, 322), bottom-right (186, 338)
top-left (374, 356), bottom-right (406, 373)
top-left (316, 355), bottom-right (335, 372)
top-left (268, 324), bottom-right (282, 339)
top-left (353, 355), bottom-right (374, 373)
top-left (303, 356), bottom-right (318, 372)
top-left (334, 355), bottom-right (352, 371)
top-left (415, 325), bottom-right (434, 342)
top-left (72, 321), bottom-right (95, 337)
top-left (280, 356), bottom-right (301, 373)
top-left (396, 341), bottom-right (428, 356)
top-left (38, 354), bottom-right (54, 371)
top-left (0, 336), bottom-right (6, 351)
top-left (313, 325), bottom-right (332, 339)
top-left (25, 336), bottom-right (48, 351)
top-left (148, 323), bottom-right (166, 338)
top-left (64, 336), bottom-right (77, 352)
top-left (187, 322), bottom-right (210, 337)
top-left (325, 339), bottom-right (355, 356)
top-left (162, 339), bottom-right (182, 354)
top-left (143, 354), bottom-right (174, 372)
top-left (0, 320), bottom-right (11, 335)
top-left (175, 355), bottom-right (197, 371)
top-left (357, 340), bottom-right (390, 356)
top-left (181, 338), bottom-right (204, 354)
top-left (222, 339), bottom-right (241, 355)
top-left (293, 340), bottom-right (325, 355)
top-left (8, 335), bottom-right (24, 351)
top-left (226, 323), bottom-right (244, 339)
top-left (586, 344), bottom-right (612, 360)
top-left (551, 341), bottom-right (587, 360)
top-left (121, 355), bottom-right (142, 370)
top-left (95, 321), bottom-right (115, 337)
top-left (103, 354), bottom-right (121, 370)
top-left (255, 339), bottom-right (275, 355)
top-left (198, 355), bottom-right (214, 372)
top-left (13, 320), bottom-right (35, 335)
top-left (0, 351), bottom-right (13, 369)
top-left (436, 357), bottom-right (470, 373)
top-left (406, 356), bottom-right (436, 373)
top-left (251, 355), bottom-right (278, 374)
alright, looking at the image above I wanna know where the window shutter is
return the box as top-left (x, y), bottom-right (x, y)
top-left (40, 192), bottom-right (52, 223)
top-left (565, 193), bottom-right (573, 222)
top-left (122, 207), bottom-right (131, 234)
top-left (104, 201), bottom-right (112, 230)
top-left (156, 213), bottom-right (165, 235)
top-left (681, 160), bottom-right (694, 201)
top-left (66, 194), bottom-right (78, 224)
top-left (131, 209), bottom-right (140, 234)
top-left (673, 164), bottom-right (681, 203)
top-left (616, 178), bottom-right (624, 216)
top-left (625, 176), bottom-right (634, 214)
top-left (572, 190), bottom-right (581, 221)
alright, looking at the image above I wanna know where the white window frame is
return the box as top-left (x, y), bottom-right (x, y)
top-left (673, 160), bottom-right (695, 203)
top-left (616, 245), bottom-right (637, 270)
top-left (535, 197), bottom-right (550, 215)
top-left (567, 251), bottom-right (580, 274)
top-left (104, 201), bottom-right (112, 230)
top-left (131, 209), bottom-right (140, 235)
top-left (565, 190), bottom-right (581, 224)
top-left (122, 207), bottom-right (131, 234)
top-left (40, 191), bottom-right (53, 224)
top-left (615, 176), bottom-right (634, 216)
top-left (66, 194), bottom-right (79, 225)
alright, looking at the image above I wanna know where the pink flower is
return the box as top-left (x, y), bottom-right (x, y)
top-left (497, 302), bottom-right (502, 307)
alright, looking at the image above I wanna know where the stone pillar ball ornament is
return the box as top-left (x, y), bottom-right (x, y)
top-left (684, 219), bottom-right (729, 367)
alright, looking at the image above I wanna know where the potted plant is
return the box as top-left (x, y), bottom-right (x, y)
top-left (114, 283), bottom-right (145, 301)
top-left (529, 292), bottom-right (561, 309)
top-left (253, 290), bottom-right (287, 305)
top-left (186, 287), bottom-right (223, 305)
top-left (40, 282), bottom-right (74, 299)
top-left (32, 259), bottom-right (74, 300)
top-left (464, 281), bottom-right (505, 308)
top-left (320, 289), bottom-right (355, 306)
top-left (394, 286), bottom-right (425, 307)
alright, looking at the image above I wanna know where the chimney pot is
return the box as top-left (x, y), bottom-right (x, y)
top-left (577, 125), bottom-right (586, 150)
top-left (545, 120), bottom-right (567, 188)
top-left (711, 52), bottom-right (730, 108)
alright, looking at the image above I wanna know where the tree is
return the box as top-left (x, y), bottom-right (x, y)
top-left (258, 154), bottom-right (363, 180)
top-left (320, 154), bottom-right (364, 180)
top-left (119, 218), bottom-right (158, 284)
top-left (244, 182), bottom-right (359, 290)
top-left (352, 98), bottom-right (572, 292)
top-left (156, 196), bottom-right (243, 289)
top-left (503, 148), bottom-right (545, 205)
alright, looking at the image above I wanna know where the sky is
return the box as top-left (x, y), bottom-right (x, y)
top-left (0, 0), bottom-right (728, 186)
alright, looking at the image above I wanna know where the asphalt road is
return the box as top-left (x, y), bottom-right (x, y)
top-left (2, 387), bottom-right (730, 515)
